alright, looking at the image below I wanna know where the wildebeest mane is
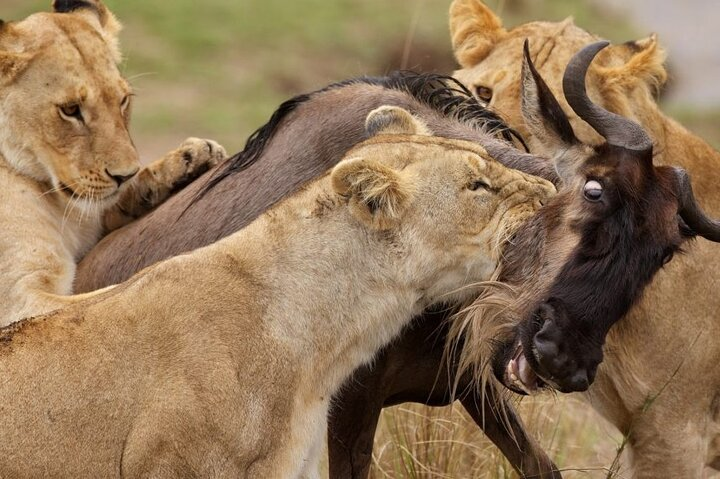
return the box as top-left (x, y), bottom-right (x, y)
top-left (198, 71), bottom-right (526, 198)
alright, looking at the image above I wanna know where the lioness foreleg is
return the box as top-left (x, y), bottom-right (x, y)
top-left (104, 137), bottom-right (226, 230)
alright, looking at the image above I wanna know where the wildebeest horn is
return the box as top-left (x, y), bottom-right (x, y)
top-left (675, 168), bottom-right (720, 242)
top-left (562, 41), bottom-right (653, 153)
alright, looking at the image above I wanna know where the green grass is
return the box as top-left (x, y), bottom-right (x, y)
top-left (7, 0), bottom-right (460, 156)
top-left (3, 0), bottom-right (648, 160)
top-left (495, 0), bottom-right (638, 41)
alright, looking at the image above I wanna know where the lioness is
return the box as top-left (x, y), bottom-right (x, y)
top-left (0, 0), bottom-right (226, 325)
top-left (0, 106), bottom-right (554, 478)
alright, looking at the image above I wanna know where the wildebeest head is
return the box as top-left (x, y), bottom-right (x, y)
top-left (453, 41), bottom-right (720, 394)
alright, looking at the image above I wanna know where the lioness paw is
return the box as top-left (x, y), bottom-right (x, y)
top-left (151, 137), bottom-right (227, 190)
top-left (176, 137), bottom-right (227, 177)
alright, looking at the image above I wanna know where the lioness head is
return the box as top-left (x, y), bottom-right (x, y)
top-left (331, 106), bottom-right (556, 305)
top-left (0, 0), bottom-right (139, 205)
top-left (449, 0), bottom-right (667, 148)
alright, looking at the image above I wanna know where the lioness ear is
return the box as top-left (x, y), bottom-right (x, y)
top-left (365, 106), bottom-right (431, 137)
top-left (331, 157), bottom-right (412, 230)
top-left (596, 34), bottom-right (667, 95)
top-left (449, 0), bottom-right (506, 68)
top-left (520, 40), bottom-right (582, 181)
top-left (52, 0), bottom-right (122, 61)
top-left (0, 51), bottom-right (33, 83)
top-left (52, 0), bottom-right (117, 30)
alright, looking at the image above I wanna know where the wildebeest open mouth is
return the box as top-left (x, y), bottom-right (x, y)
top-left (504, 341), bottom-right (546, 395)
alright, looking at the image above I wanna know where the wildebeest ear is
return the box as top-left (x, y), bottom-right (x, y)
top-left (449, 0), bottom-right (506, 68)
top-left (365, 106), bottom-right (430, 137)
top-left (521, 40), bottom-right (584, 181)
top-left (331, 157), bottom-right (412, 230)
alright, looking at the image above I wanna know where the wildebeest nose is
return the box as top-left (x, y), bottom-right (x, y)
top-left (531, 300), bottom-right (600, 392)
top-left (566, 369), bottom-right (590, 392)
top-left (106, 168), bottom-right (139, 186)
top-left (533, 333), bottom-right (559, 361)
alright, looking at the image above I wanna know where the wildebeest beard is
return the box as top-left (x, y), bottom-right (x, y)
top-left (451, 148), bottom-right (692, 396)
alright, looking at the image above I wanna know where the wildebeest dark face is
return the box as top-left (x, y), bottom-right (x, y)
top-left (498, 145), bottom-right (688, 394)
top-left (454, 41), bottom-right (720, 395)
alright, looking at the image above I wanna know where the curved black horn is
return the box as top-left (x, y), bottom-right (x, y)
top-left (675, 168), bottom-right (720, 242)
top-left (562, 41), bottom-right (653, 153)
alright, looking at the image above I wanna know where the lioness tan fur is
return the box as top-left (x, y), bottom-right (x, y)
top-left (0, 1), bottom-right (226, 326)
top-left (450, 1), bottom-right (720, 477)
top-left (0, 106), bottom-right (554, 478)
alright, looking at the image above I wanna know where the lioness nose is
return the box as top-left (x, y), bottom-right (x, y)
top-left (106, 167), bottom-right (139, 186)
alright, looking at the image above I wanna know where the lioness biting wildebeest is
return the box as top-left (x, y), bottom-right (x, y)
top-left (0, 107), bottom-right (554, 478)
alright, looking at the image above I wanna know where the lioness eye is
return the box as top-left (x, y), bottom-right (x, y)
top-left (475, 86), bottom-right (493, 103)
top-left (121, 95), bottom-right (131, 112)
top-left (59, 103), bottom-right (83, 122)
top-left (583, 179), bottom-right (603, 202)
top-left (469, 179), bottom-right (489, 191)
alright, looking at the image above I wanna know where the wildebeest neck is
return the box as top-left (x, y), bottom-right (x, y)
top-left (76, 72), bottom-right (554, 291)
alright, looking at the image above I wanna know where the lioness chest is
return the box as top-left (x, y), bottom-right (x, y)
top-left (0, 164), bottom-right (104, 323)
top-left (0, 164), bottom-right (104, 259)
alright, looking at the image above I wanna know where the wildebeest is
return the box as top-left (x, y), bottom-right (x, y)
top-left (76, 47), bottom-right (719, 477)
top-left (0, 106), bottom-right (557, 478)
top-left (76, 71), bottom-right (562, 479)
top-left (452, 40), bottom-right (715, 396)
top-left (450, 0), bottom-right (720, 476)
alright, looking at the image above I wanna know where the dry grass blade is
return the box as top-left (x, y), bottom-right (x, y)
top-left (370, 397), bottom-right (623, 479)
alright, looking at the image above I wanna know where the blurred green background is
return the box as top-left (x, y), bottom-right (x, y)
top-left (5, 0), bottom-right (718, 160)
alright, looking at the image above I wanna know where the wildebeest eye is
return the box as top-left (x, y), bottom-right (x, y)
top-left (475, 85), bottom-right (493, 103)
top-left (583, 180), bottom-right (603, 202)
top-left (469, 179), bottom-right (489, 191)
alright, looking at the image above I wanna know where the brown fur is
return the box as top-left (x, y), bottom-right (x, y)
top-left (75, 75), bottom-right (555, 290)
top-left (0, 108), bottom-right (553, 478)
top-left (450, 1), bottom-right (720, 476)
top-left (75, 74), bottom-right (562, 478)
